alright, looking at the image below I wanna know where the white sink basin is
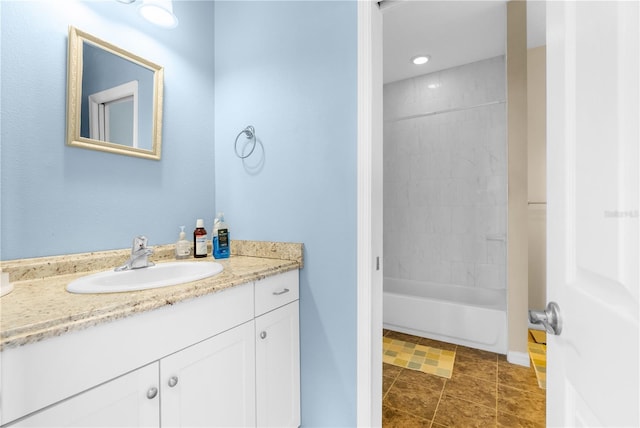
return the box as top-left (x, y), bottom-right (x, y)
top-left (66, 261), bottom-right (223, 294)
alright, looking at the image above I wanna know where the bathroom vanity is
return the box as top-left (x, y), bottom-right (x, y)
top-left (0, 242), bottom-right (302, 427)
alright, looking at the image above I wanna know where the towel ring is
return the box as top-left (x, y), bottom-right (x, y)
top-left (234, 126), bottom-right (257, 159)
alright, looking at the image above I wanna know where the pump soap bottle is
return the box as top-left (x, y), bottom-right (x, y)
top-left (212, 212), bottom-right (230, 259)
top-left (175, 226), bottom-right (191, 259)
top-left (193, 219), bottom-right (208, 258)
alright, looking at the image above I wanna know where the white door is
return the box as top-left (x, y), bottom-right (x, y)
top-left (160, 321), bottom-right (256, 427)
top-left (14, 363), bottom-right (160, 427)
top-left (546, 1), bottom-right (639, 426)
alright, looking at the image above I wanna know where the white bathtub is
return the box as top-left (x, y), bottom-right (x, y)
top-left (383, 277), bottom-right (507, 354)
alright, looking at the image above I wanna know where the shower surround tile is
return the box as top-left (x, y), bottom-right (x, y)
top-left (384, 56), bottom-right (506, 290)
top-left (384, 56), bottom-right (506, 123)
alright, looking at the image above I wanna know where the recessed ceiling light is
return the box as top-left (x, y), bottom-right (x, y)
top-left (412, 55), bottom-right (430, 65)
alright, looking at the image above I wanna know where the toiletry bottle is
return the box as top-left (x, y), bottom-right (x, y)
top-left (193, 219), bottom-right (208, 258)
top-left (212, 212), bottom-right (230, 259)
top-left (175, 226), bottom-right (191, 259)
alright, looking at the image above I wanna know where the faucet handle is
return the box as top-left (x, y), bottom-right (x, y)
top-left (133, 236), bottom-right (149, 250)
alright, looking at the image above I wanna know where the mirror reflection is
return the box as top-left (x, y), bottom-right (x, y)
top-left (67, 27), bottom-right (164, 160)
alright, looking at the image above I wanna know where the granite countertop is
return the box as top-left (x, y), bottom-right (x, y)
top-left (0, 240), bottom-right (303, 351)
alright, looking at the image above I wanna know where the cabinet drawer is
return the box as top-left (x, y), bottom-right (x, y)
top-left (255, 269), bottom-right (299, 316)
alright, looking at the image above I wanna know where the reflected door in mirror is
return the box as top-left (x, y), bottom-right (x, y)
top-left (81, 41), bottom-right (153, 150)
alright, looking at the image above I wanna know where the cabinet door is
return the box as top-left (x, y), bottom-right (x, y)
top-left (255, 301), bottom-right (300, 428)
top-left (12, 363), bottom-right (159, 427)
top-left (160, 321), bottom-right (256, 427)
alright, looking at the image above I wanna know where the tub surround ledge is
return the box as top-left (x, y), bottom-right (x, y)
top-left (0, 240), bottom-right (303, 351)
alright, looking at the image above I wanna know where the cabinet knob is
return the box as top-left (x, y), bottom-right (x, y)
top-left (260, 331), bottom-right (267, 339)
top-left (168, 376), bottom-right (179, 388)
top-left (146, 387), bottom-right (158, 399)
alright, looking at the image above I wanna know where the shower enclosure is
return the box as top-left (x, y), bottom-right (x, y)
top-left (383, 56), bottom-right (507, 353)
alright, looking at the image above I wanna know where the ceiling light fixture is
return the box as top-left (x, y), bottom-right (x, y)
top-left (138, 0), bottom-right (178, 29)
top-left (412, 55), bottom-right (430, 65)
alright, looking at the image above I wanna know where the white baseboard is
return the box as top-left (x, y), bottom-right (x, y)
top-left (507, 350), bottom-right (530, 367)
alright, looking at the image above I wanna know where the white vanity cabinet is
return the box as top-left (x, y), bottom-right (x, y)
top-left (12, 363), bottom-right (160, 427)
top-left (255, 304), bottom-right (300, 427)
top-left (254, 269), bottom-right (301, 428)
top-left (12, 323), bottom-right (257, 428)
top-left (255, 271), bottom-right (300, 427)
top-left (1, 269), bottom-right (300, 428)
top-left (160, 321), bottom-right (256, 427)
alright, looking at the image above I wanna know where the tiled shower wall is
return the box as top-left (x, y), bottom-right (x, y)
top-left (383, 56), bottom-right (507, 290)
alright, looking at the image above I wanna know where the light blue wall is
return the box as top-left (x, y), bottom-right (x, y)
top-left (214, 1), bottom-right (358, 426)
top-left (1, 0), bottom-right (216, 260)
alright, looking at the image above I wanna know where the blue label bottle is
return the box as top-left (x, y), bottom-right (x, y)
top-left (213, 212), bottom-right (230, 259)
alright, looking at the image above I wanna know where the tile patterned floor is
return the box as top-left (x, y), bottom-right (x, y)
top-left (528, 329), bottom-right (547, 389)
top-left (383, 336), bottom-right (456, 378)
top-left (382, 330), bottom-right (546, 428)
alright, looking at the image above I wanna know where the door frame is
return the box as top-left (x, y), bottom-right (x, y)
top-left (356, 1), bottom-right (383, 426)
top-left (355, 1), bottom-right (534, 424)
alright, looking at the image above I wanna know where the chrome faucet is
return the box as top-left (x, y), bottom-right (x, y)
top-left (115, 236), bottom-right (155, 271)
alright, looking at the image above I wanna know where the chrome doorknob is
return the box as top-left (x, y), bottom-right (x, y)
top-left (168, 376), bottom-right (179, 388)
top-left (529, 301), bottom-right (562, 335)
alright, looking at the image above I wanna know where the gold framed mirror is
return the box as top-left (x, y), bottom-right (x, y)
top-left (66, 26), bottom-right (164, 160)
